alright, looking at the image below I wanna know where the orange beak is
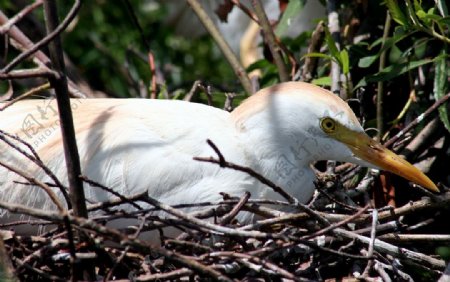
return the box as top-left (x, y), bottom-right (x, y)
top-left (337, 130), bottom-right (438, 192)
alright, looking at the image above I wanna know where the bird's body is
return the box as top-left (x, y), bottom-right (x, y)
top-left (0, 82), bottom-right (437, 233)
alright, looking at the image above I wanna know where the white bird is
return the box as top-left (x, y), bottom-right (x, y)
top-left (0, 82), bottom-right (438, 233)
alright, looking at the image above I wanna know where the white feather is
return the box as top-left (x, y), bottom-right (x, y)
top-left (0, 82), bottom-right (365, 234)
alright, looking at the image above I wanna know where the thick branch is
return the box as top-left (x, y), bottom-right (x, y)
top-left (43, 0), bottom-right (87, 219)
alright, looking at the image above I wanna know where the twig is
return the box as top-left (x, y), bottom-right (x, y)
top-left (0, 68), bottom-right (55, 80)
top-left (0, 10), bottom-right (85, 98)
top-left (315, 186), bottom-right (360, 211)
top-left (186, 0), bottom-right (254, 94)
top-left (85, 192), bottom-right (147, 213)
top-left (223, 92), bottom-right (236, 112)
top-left (251, 0), bottom-right (289, 82)
top-left (122, 0), bottom-right (157, 99)
top-left (197, 140), bottom-right (295, 204)
top-left (0, 200), bottom-right (233, 282)
top-left (401, 116), bottom-right (441, 159)
top-left (219, 192), bottom-right (250, 225)
top-left (385, 91), bottom-right (450, 148)
top-left (12, 257), bottom-right (66, 281)
top-left (355, 221), bottom-right (401, 235)
top-left (374, 261), bottom-right (392, 282)
top-left (374, 260), bottom-right (414, 282)
top-left (0, 83), bottom-right (50, 110)
top-left (299, 21), bottom-right (325, 82)
top-left (140, 194), bottom-right (287, 240)
top-left (368, 209), bottom-right (378, 258)
top-left (207, 251), bottom-right (303, 281)
top-left (0, 160), bottom-right (65, 212)
top-left (194, 139), bottom-right (330, 227)
top-left (230, 0), bottom-right (259, 23)
top-left (0, 0), bottom-right (43, 34)
top-left (184, 80), bottom-right (213, 105)
top-left (133, 268), bottom-right (193, 281)
top-left (165, 239), bottom-right (213, 253)
top-left (378, 234), bottom-right (450, 244)
top-left (80, 175), bottom-right (143, 211)
top-left (20, 238), bottom-right (69, 269)
top-left (301, 204), bottom-right (370, 240)
top-left (333, 228), bottom-right (446, 269)
top-left (361, 209), bottom-right (379, 277)
top-left (0, 129), bottom-right (71, 206)
top-left (1, 0), bottom-right (81, 73)
top-left (0, 237), bottom-right (18, 282)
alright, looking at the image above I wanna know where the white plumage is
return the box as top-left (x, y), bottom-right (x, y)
top-left (0, 82), bottom-right (437, 233)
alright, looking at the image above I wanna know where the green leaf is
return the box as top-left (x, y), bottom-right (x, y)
top-left (388, 44), bottom-right (403, 63)
top-left (358, 55), bottom-right (379, 68)
top-left (246, 59), bottom-right (272, 72)
top-left (413, 0), bottom-right (423, 14)
top-left (416, 9), bottom-right (431, 26)
top-left (385, 0), bottom-right (409, 26)
top-left (311, 76), bottom-right (332, 86)
top-left (301, 52), bottom-right (334, 61)
top-left (359, 32), bottom-right (414, 68)
top-left (355, 57), bottom-right (438, 89)
top-left (275, 0), bottom-right (306, 36)
top-left (434, 49), bottom-right (450, 132)
top-left (324, 28), bottom-right (341, 65)
top-left (340, 49), bottom-right (350, 74)
top-left (436, 0), bottom-right (449, 16)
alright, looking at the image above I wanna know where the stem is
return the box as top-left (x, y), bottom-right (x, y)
top-left (327, 0), bottom-right (342, 97)
top-left (377, 12), bottom-right (391, 140)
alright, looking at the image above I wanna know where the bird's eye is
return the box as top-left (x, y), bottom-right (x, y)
top-left (320, 117), bottom-right (336, 133)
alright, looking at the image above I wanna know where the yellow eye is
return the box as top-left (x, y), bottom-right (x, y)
top-left (320, 117), bottom-right (336, 133)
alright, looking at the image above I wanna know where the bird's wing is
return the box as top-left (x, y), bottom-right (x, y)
top-left (0, 98), bottom-right (254, 213)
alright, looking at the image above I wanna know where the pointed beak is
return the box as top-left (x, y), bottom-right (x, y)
top-left (336, 130), bottom-right (439, 192)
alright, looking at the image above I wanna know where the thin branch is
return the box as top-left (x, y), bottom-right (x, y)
top-left (251, 0), bottom-right (289, 82)
top-left (218, 191), bottom-right (251, 225)
top-left (299, 21), bottom-right (325, 82)
top-left (0, 199), bottom-right (233, 282)
top-left (0, 0), bottom-right (43, 34)
top-left (186, 0), bottom-right (254, 94)
top-left (0, 10), bottom-right (85, 98)
top-left (0, 128), bottom-right (71, 207)
top-left (0, 83), bottom-right (51, 111)
top-left (1, 0), bottom-right (81, 73)
top-left (140, 194), bottom-right (288, 241)
top-left (230, 0), bottom-right (259, 23)
top-left (0, 159), bottom-right (65, 212)
top-left (334, 228), bottom-right (445, 269)
top-left (80, 175), bottom-right (143, 211)
top-left (122, 0), bottom-right (158, 99)
top-left (0, 68), bottom-right (55, 80)
top-left (195, 139), bottom-right (330, 227)
top-left (385, 91), bottom-right (450, 147)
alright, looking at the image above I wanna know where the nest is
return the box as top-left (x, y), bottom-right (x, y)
top-left (1, 159), bottom-right (449, 281)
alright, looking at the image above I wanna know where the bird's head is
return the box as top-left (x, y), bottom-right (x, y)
top-left (231, 82), bottom-right (438, 192)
